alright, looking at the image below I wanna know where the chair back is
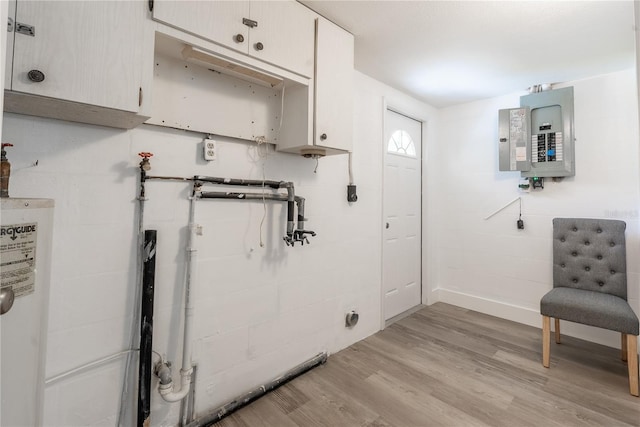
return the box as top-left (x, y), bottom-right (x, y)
top-left (553, 218), bottom-right (627, 299)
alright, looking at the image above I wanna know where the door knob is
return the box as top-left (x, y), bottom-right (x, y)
top-left (235, 33), bottom-right (244, 43)
top-left (255, 42), bottom-right (264, 51)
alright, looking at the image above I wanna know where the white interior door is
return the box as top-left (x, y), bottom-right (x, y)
top-left (383, 109), bottom-right (422, 321)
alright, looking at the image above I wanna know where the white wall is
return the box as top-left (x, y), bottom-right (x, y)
top-left (1, 70), bottom-right (435, 426)
top-left (432, 69), bottom-right (640, 349)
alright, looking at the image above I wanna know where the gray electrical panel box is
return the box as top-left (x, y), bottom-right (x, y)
top-left (498, 107), bottom-right (531, 172)
top-left (498, 86), bottom-right (575, 178)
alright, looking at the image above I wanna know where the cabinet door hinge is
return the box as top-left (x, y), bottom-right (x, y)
top-left (15, 22), bottom-right (35, 37)
top-left (242, 18), bottom-right (258, 28)
top-left (139, 87), bottom-right (143, 107)
top-left (7, 17), bottom-right (14, 33)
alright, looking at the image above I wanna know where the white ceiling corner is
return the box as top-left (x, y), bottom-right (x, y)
top-left (301, 0), bottom-right (636, 108)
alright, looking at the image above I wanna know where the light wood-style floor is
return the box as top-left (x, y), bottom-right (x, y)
top-left (215, 303), bottom-right (640, 426)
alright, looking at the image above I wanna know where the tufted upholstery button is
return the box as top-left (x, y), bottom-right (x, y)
top-left (584, 241), bottom-right (590, 246)
top-left (610, 270), bottom-right (615, 275)
top-left (572, 278), bottom-right (578, 283)
top-left (560, 238), bottom-right (566, 242)
top-left (560, 263), bottom-right (565, 268)
top-left (585, 266), bottom-right (590, 271)
top-left (597, 229), bottom-right (602, 233)
top-left (610, 242), bottom-right (615, 247)
top-left (597, 255), bottom-right (603, 260)
top-left (572, 251), bottom-right (577, 256)
top-left (598, 281), bottom-right (604, 286)
top-left (573, 227), bottom-right (578, 232)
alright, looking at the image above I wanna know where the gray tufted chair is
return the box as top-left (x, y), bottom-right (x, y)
top-left (540, 218), bottom-right (639, 396)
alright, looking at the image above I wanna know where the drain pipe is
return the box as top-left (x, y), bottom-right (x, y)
top-left (155, 188), bottom-right (198, 402)
top-left (285, 183), bottom-right (295, 244)
top-left (138, 230), bottom-right (157, 427)
top-left (185, 352), bottom-right (327, 427)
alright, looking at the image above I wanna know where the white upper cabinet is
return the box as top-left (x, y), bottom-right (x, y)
top-left (152, 0), bottom-right (315, 78)
top-left (5, 0), bottom-right (152, 128)
top-left (152, 1), bottom-right (249, 53)
top-left (314, 17), bottom-right (354, 152)
top-left (9, 1), bottom-right (148, 114)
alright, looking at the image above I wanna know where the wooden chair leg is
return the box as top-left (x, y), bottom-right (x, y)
top-left (627, 334), bottom-right (638, 397)
top-left (542, 315), bottom-right (551, 368)
top-left (554, 318), bottom-right (561, 344)
top-left (622, 333), bottom-right (628, 362)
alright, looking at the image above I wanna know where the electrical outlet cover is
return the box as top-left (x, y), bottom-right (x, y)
top-left (203, 140), bottom-right (216, 161)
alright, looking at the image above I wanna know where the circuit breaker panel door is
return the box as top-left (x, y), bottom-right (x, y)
top-left (499, 107), bottom-right (531, 172)
top-left (520, 87), bottom-right (574, 178)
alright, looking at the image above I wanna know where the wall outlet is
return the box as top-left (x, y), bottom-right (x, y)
top-left (347, 184), bottom-right (358, 202)
top-left (203, 139), bottom-right (216, 161)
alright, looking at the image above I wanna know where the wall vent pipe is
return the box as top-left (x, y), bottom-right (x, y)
top-left (185, 352), bottom-right (327, 427)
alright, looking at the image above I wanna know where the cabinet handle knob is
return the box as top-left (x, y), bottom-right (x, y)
top-left (255, 42), bottom-right (264, 51)
top-left (320, 133), bottom-right (327, 141)
top-left (235, 33), bottom-right (244, 43)
top-left (27, 69), bottom-right (45, 83)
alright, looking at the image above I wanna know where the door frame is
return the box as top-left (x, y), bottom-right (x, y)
top-left (380, 98), bottom-right (427, 330)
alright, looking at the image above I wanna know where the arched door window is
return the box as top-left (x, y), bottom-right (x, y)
top-left (387, 130), bottom-right (417, 157)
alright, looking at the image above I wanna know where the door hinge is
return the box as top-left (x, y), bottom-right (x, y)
top-left (7, 17), bottom-right (13, 33)
top-left (242, 18), bottom-right (258, 28)
top-left (139, 87), bottom-right (143, 107)
top-left (148, 0), bottom-right (154, 12)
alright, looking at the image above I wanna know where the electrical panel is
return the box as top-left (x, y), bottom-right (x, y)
top-left (498, 87), bottom-right (574, 179)
top-left (498, 107), bottom-right (530, 172)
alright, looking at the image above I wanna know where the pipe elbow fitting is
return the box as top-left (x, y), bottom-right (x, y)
top-left (156, 362), bottom-right (173, 385)
top-left (157, 367), bottom-right (193, 402)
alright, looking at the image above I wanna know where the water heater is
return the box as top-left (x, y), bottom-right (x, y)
top-left (1, 198), bottom-right (54, 426)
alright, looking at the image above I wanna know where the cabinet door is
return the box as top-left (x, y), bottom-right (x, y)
top-left (314, 18), bottom-right (354, 151)
top-left (249, 1), bottom-right (315, 77)
top-left (4, 0), bottom-right (16, 91)
top-left (153, 0), bottom-right (249, 54)
top-left (11, 1), bottom-right (145, 112)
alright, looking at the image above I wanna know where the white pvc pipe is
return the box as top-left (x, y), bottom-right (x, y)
top-left (484, 196), bottom-right (521, 220)
top-left (158, 194), bottom-right (198, 402)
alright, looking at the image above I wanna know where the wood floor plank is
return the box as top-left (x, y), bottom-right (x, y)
top-left (210, 303), bottom-right (640, 427)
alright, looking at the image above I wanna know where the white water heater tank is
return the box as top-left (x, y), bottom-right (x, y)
top-left (1, 198), bottom-right (54, 426)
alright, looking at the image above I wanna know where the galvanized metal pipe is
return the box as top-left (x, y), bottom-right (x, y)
top-left (194, 175), bottom-right (285, 189)
top-left (185, 352), bottom-right (327, 427)
top-left (198, 192), bottom-right (288, 201)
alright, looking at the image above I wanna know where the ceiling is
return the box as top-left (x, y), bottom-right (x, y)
top-left (301, 1), bottom-right (637, 108)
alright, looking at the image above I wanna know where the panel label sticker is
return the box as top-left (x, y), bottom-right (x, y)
top-left (1, 222), bottom-right (38, 297)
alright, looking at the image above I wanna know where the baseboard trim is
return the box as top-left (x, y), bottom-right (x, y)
top-left (430, 288), bottom-right (628, 350)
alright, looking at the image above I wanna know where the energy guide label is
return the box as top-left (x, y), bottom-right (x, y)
top-left (1, 222), bottom-right (38, 297)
